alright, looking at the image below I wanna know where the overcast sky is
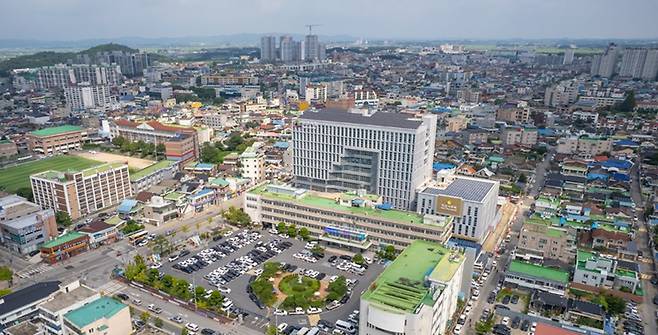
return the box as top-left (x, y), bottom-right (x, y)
top-left (1, 0), bottom-right (657, 41)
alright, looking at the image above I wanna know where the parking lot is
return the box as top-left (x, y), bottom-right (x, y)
top-left (158, 229), bottom-right (384, 333)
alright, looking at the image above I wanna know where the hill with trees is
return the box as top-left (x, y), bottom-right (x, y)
top-left (0, 43), bottom-right (140, 76)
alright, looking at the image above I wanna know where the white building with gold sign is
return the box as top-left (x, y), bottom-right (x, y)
top-left (416, 176), bottom-right (499, 243)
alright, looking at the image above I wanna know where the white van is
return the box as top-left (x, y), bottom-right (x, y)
top-left (335, 320), bottom-right (356, 334)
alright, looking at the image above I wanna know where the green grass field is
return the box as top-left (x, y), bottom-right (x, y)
top-left (0, 156), bottom-right (100, 193)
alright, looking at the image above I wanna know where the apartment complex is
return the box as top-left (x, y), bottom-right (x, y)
top-left (245, 184), bottom-right (453, 251)
top-left (34, 64), bottom-right (122, 90)
top-left (619, 48), bottom-right (658, 80)
top-left (591, 43), bottom-right (619, 78)
top-left (63, 84), bottom-right (115, 111)
top-left (30, 163), bottom-right (132, 220)
top-left (544, 80), bottom-right (579, 107)
top-left (112, 119), bottom-right (199, 165)
top-left (0, 195), bottom-right (58, 255)
top-left (416, 175), bottom-right (499, 243)
top-left (27, 125), bottom-right (85, 154)
top-left (293, 109), bottom-right (436, 210)
top-left (501, 127), bottom-right (538, 147)
top-left (359, 240), bottom-right (464, 335)
top-left (556, 136), bottom-right (613, 157)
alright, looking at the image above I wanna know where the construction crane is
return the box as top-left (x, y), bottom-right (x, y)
top-left (305, 24), bottom-right (321, 35)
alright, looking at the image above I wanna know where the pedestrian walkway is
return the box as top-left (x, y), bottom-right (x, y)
top-left (99, 281), bottom-right (125, 296)
top-left (15, 263), bottom-right (52, 279)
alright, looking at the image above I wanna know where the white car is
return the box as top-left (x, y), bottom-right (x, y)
top-left (168, 254), bottom-right (179, 262)
top-left (273, 309), bottom-right (288, 316)
top-left (277, 323), bottom-right (288, 332)
top-left (453, 324), bottom-right (463, 334)
top-left (531, 322), bottom-right (537, 332)
top-left (502, 316), bottom-right (510, 326)
top-left (307, 307), bottom-right (322, 314)
top-left (291, 307), bottom-right (304, 315)
top-left (218, 286), bottom-right (231, 294)
top-left (185, 323), bottom-right (199, 332)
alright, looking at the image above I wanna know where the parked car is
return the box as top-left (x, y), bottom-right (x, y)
top-left (115, 293), bottom-right (129, 301)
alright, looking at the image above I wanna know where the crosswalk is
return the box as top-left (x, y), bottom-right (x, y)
top-left (99, 281), bottom-right (125, 296)
top-left (16, 263), bottom-right (52, 279)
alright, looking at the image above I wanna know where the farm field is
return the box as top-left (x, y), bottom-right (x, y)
top-left (0, 155), bottom-right (100, 193)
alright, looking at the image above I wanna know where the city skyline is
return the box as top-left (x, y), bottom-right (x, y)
top-left (1, 0), bottom-right (658, 41)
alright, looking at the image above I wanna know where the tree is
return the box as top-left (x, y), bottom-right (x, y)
top-left (154, 317), bottom-right (163, 328)
top-left (181, 225), bottom-right (189, 234)
top-left (156, 143), bottom-right (165, 154)
top-left (151, 235), bottom-right (172, 256)
top-left (615, 91), bottom-right (636, 113)
top-left (287, 225), bottom-right (297, 238)
top-left (518, 173), bottom-right (528, 183)
top-left (266, 325), bottom-right (278, 335)
top-left (207, 291), bottom-right (224, 307)
top-left (161, 274), bottom-right (174, 291)
top-left (353, 253), bottom-right (365, 265)
top-left (384, 245), bottom-right (396, 260)
top-left (147, 268), bottom-right (160, 285)
top-left (55, 211), bottom-right (72, 227)
top-left (16, 187), bottom-right (33, 201)
top-left (181, 328), bottom-right (189, 335)
top-left (222, 206), bottom-right (251, 226)
top-left (140, 311), bottom-right (151, 324)
top-left (602, 294), bottom-right (626, 315)
top-left (112, 136), bottom-right (126, 147)
top-left (311, 245), bottom-right (324, 257)
top-left (276, 222), bottom-right (286, 233)
top-left (194, 286), bottom-right (206, 302)
top-left (173, 279), bottom-right (191, 300)
top-left (0, 266), bottom-right (12, 281)
top-left (299, 227), bottom-right (310, 240)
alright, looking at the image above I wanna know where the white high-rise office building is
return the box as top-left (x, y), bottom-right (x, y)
top-left (591, 43), bottom-right (619, 78)
top-left (620, 48), bottom-right (648, 78)
top-left (293, 108), bottom-right (437, 210)
top-left (260, 36), bottom-right (277, 62)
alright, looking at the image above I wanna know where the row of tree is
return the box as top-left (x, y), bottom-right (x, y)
top-left (111, 136), bottom-right (165, 158)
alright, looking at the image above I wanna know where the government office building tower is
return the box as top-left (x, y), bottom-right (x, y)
top-left (292, 108), bottom-right (437, 210)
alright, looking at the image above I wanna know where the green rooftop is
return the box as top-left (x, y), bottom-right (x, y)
top-left (41, 232), bottom-right (86, 249)
top-left (82, 163), bottom-right (126, 177)
top-left (164, 192), bottom-right (185, 201)
top-left (30, 125), bottom-right (82, 137)
top-left (250, 184), bottom-right (424, 225)
top-left (130, 160), bottom-right (175, 181)
top-left (64, 297), bottom-right (126, 329)
top-left (615, 268), bottom-right (637, 278)
top-left (508, 260), bottom-right (569, 284)
top-left (362, 240), bottom-right (463, 313)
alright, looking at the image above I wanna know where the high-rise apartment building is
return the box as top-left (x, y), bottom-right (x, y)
top-left (260, 36), bottom-right (277, 62)
top-left (293, 108), bottom-right (436, 210)
top-left (620, 48), bottom-right (648, 78)
top-left (79, 51), bottom-right (149, 77)
top-left (35, 64), bottom-right (122, 90)
top-left (279, 36), bottom-right (294, 62)
top-left (64, 84), bottom-right (115, 111)
top-left (642, 49), bottom-right (658, 80)
top-left (590, 43), bottom-right (619, 78)
top-left (304, 34), bottom-right (320, 61)
top-left (563, 49), bottom-right (575, 65)
top-left (30, 163), bottom-right (132, 220)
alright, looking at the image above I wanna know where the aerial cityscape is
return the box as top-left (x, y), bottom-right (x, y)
top-left (0, 1), bottom-right (658, 335)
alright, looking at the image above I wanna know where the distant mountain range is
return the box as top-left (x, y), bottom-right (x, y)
top-left (0, 33), bottom-right (359, 50)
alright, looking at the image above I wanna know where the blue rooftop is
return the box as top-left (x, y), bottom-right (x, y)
top-left (587, 173), bottom-right (609, 181)
top-left (537, 128), bottom-right (556, 136)
top-left (117, 199), bottom-right (138, 214)
top-left (274, 141), bottom-right (289, 149)
top-left (195, 163), bottom-right (215, 170)
top-left (614, 139), bottom-right (639, 147)
top-left (433, 162), bottom-right (456, 172)
top-left (191, 188), bottom-right (214, 198)
top-left (601, 159), bottom-right (633, 170)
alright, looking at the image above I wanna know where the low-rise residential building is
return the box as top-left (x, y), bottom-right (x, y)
top-left (142, 196), bottom-right (179, 226)
top-left (78, 221), bottom-right (119, 248)
top-left (359, 240), bottom-right (464, 335)
top-left (504, 260), bottom-right (570, 296)
top-left (0, 281), bottom-right (62, 329)
top-left (129, 159), bottom-right (179, 193)
top-left (38, 281), bottom-right (100, 335)
top-left (26, 125), bottom-right (84, 154)
top-left (557, 136), bottom-right (613, 157)
top-left (573, 250), bottom-right (640, 293)
top-left (0, 195), bottom-right (58, 255)
top-left (62, 297), bottom-right (132, 335)
top-left (40, 232), bottom-right (90, 264)
top-left (240, 142), bottom-right (265, 182)
top-left (30, 163), bottom-right (132, 220)
top-left (245, 183), bottom-right (453, 251)
top-left (416, 175), bottom-right (499, 243)
top-left (0, 139), bottom-right (18, 157)
top-left (501, 127), bottom-right (538, 147)
top-left (516, 218), bottom-right (576, 263)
